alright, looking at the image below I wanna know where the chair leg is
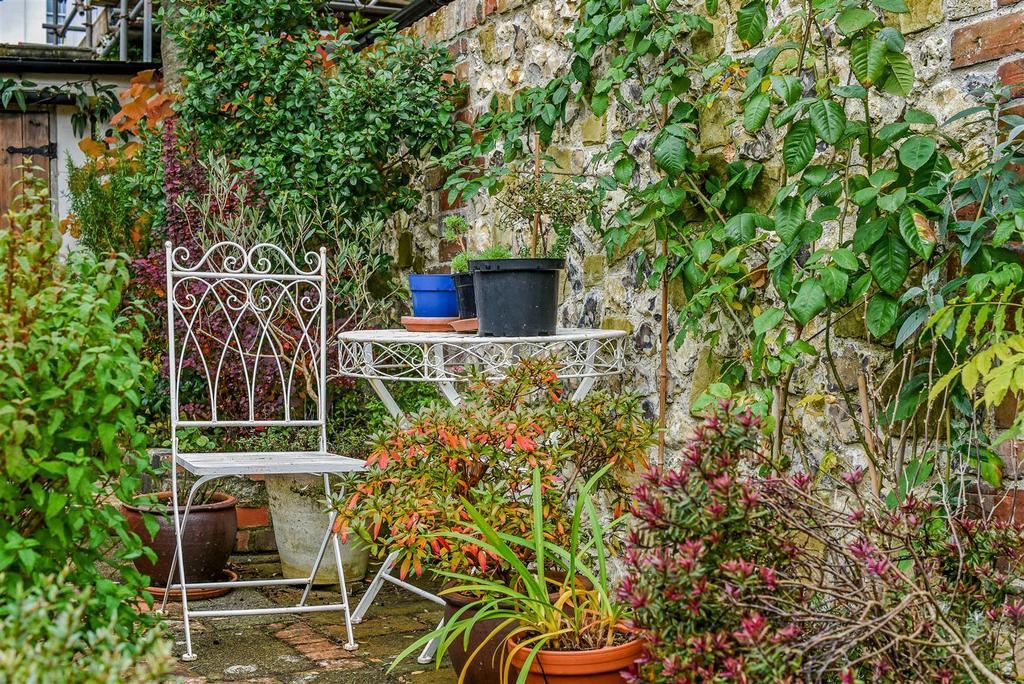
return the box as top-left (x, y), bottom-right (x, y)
top-left (160, 475), bottom-right (215, 615)
top-left (299, 507), bottom-right (338, 608)
top-left (325, 475), bottom-right (358, 651)
top-left (169, 473), bottom-right (201, 661)
top-left (352, 550), bottom-right (398, 624)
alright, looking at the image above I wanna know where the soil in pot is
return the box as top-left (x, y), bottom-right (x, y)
top-left (507, 633), bottom-right (644, 684)
top-left (265, 474), bottom-right (370, 584)
top-left (123, 491), bottom-right (238, 586)
top-left (471, 258), bottom-right (563, 337)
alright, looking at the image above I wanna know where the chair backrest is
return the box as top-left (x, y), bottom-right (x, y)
top-left (165, 241), bottom-right (328, 448)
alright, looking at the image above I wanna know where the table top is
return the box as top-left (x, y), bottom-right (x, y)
top-left (336, 327), bottom-right (627, 345)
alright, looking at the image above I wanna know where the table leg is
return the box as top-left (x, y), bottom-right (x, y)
top-left (363, 342), bottom-right (404, 419)
top-left (571, 339), bottom-right (599, 401)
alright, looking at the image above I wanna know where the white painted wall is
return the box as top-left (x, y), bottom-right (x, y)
top-left (0, 0), bottom-right (92, 47)
top-left (0, 0), bottom-right (48, 45)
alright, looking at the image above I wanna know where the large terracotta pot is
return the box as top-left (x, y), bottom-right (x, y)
top-left (123, 492), bottom-right (238, 585)
top-left (444, 573), bottom-right (594, 684)
top-left (508, 633), bottom-right (645, 684)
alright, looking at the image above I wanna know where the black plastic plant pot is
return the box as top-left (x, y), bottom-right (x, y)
top-left (453, 271), bottom-right (476, 319)
top-left (470, 258), bottom-right (563, 337)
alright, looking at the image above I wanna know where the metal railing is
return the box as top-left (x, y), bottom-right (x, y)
top-left (42, 0), bottom-right (156, 62)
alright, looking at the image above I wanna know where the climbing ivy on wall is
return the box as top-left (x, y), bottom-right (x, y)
top-left (446, 0), bottom-right (1024, 486)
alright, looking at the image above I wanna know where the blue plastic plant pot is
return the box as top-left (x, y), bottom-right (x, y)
top-left (409, 274), bottom-right (458, 317)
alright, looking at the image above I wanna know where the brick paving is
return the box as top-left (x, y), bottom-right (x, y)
top-left (162, 554), bottom-right (454, 683)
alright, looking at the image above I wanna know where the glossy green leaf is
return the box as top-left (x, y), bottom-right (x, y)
top-left (870, 233), bottom-right (910, 295)
top-left (851, 37), bottom-right (887, 86)
top-left (836, 7), bottom-right (876, 35)
top-left (882, 52), bottom-right (915, 97)
top-left (783, 119), bottom-right (816, 174)
top-left (614, 157), bottom-right (636, 185)
top-left (737, 1), bottom-right (768, 46)
top-left (809, 99), bottom-right (847, 144)
top-left (775, 194), bottom-right (806, 244)
top-left (866, 293), bottom-right (898, 336)
top-left (819, 266), bottom-right (849, 301)
top-left (653, 131), bottom-right (688, 177)
top-left (754, 307), bottom-right (785, 334)
top-left (744, 92), bottom-right (772, 133)
top-left (898, 135), bottom-right (936, 171)
top-left (789, 280), bottom-right (828, 325)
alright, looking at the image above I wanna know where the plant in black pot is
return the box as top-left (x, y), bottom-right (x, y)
top-left (444, 215), bottom-right (512, 322)
top-left (471, 166), bottom-right (592, 337)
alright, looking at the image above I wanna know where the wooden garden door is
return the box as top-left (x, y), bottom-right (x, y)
top-left (0, 111), bottom-right (53, 213)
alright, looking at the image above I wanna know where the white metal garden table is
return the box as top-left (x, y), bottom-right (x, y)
top-left (333, 327), bottom-right (626, 662)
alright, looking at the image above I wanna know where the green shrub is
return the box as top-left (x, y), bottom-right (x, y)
top-left (0, 171), bottom-right (157, 643)
top-left (0, 571), bottom-right (171, 683)
top-left (451, 245), bottom-right (513, 273)
top-left (171, 0), bottom-right (463, 224)
top-left (66, 156), bottom-right (152, 256)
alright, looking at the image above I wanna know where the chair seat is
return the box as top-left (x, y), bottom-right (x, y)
top-left (177, 450), bottom-right (367, 476)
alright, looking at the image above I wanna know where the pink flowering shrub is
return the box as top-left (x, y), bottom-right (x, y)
top-left (621, 402), bottom-right (1024, 683)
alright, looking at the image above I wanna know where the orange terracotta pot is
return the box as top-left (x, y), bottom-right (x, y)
top-left (507, 633), bottom-right (644, 684)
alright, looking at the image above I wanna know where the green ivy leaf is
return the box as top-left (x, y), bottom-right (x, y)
top-left (854, 218), bottom-right (887, 253)
top-left (653, 130), bottom-right (689, 177)
top-left (819, 266), bottom-right (849, 301)
top-left (832, 248), bottom-right (860, 271)
top-left (789, 280), bottom-right (828, 325)
top-left (882, 52), bottom-right (915, 97)
top-left (754, 307), bottom-right (785, 334)
top-left (836, 7), bottom-right (876, 35)
top-left (771, 75), bottom-right (803, 105)
top-left (870, 233), bottom-right (910, 295)
top-left (898, 135), bottom-right (936, 171)
top-left (871, 0), bottom-right (908, 12)
top-left (591, 93), bottom-right (610, 117)
top-left (851, 37), bottom-right (887, 86)
top-left (744, 92), bottom-right (772, 133)
top-left (866, 293), bottom-right (898, 336)
top-left (783, 119), bottom-right (816, 174)
top-left (737, 1), bottom-right (768, 46)
top-left (571, 56), bottom-right (591, 83)
top-left (809, 99), bottom-right (847, 144)
top-left (614, 156), bottom-right (637, 185)
top-left (775, 194), bottom-right (806, 244)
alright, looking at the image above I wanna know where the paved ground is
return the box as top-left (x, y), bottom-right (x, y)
top-left (162, 554), bottom-right (455, 683)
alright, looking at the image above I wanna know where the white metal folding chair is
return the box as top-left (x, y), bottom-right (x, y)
top-left (159, 240), bottom-right (365, 661)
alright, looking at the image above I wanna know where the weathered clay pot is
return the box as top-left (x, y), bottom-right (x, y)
top-left (123, 491), bottom-right (238, 585)
top-left (507, 633), bottom-right (644, 684)
top-left (444, 572), bottom-right (594, 684)
top-left (265, 474), bottom-right (369, 584)
top-left (443, 589), bottom-right (513, 684)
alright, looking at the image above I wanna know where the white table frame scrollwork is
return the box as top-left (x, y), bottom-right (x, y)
top-left (333, 328), bottom-right (626, 663)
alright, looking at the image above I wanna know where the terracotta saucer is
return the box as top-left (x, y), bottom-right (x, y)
top-left (144, 568), bottom-right (239, 602)
top-left (450, 317), bottom-right (479, 333)
top-left (401, 316), bottom-right (458, 332)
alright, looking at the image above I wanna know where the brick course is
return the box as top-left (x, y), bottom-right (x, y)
top-left (952, 11), bottom-right (1024, 68)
